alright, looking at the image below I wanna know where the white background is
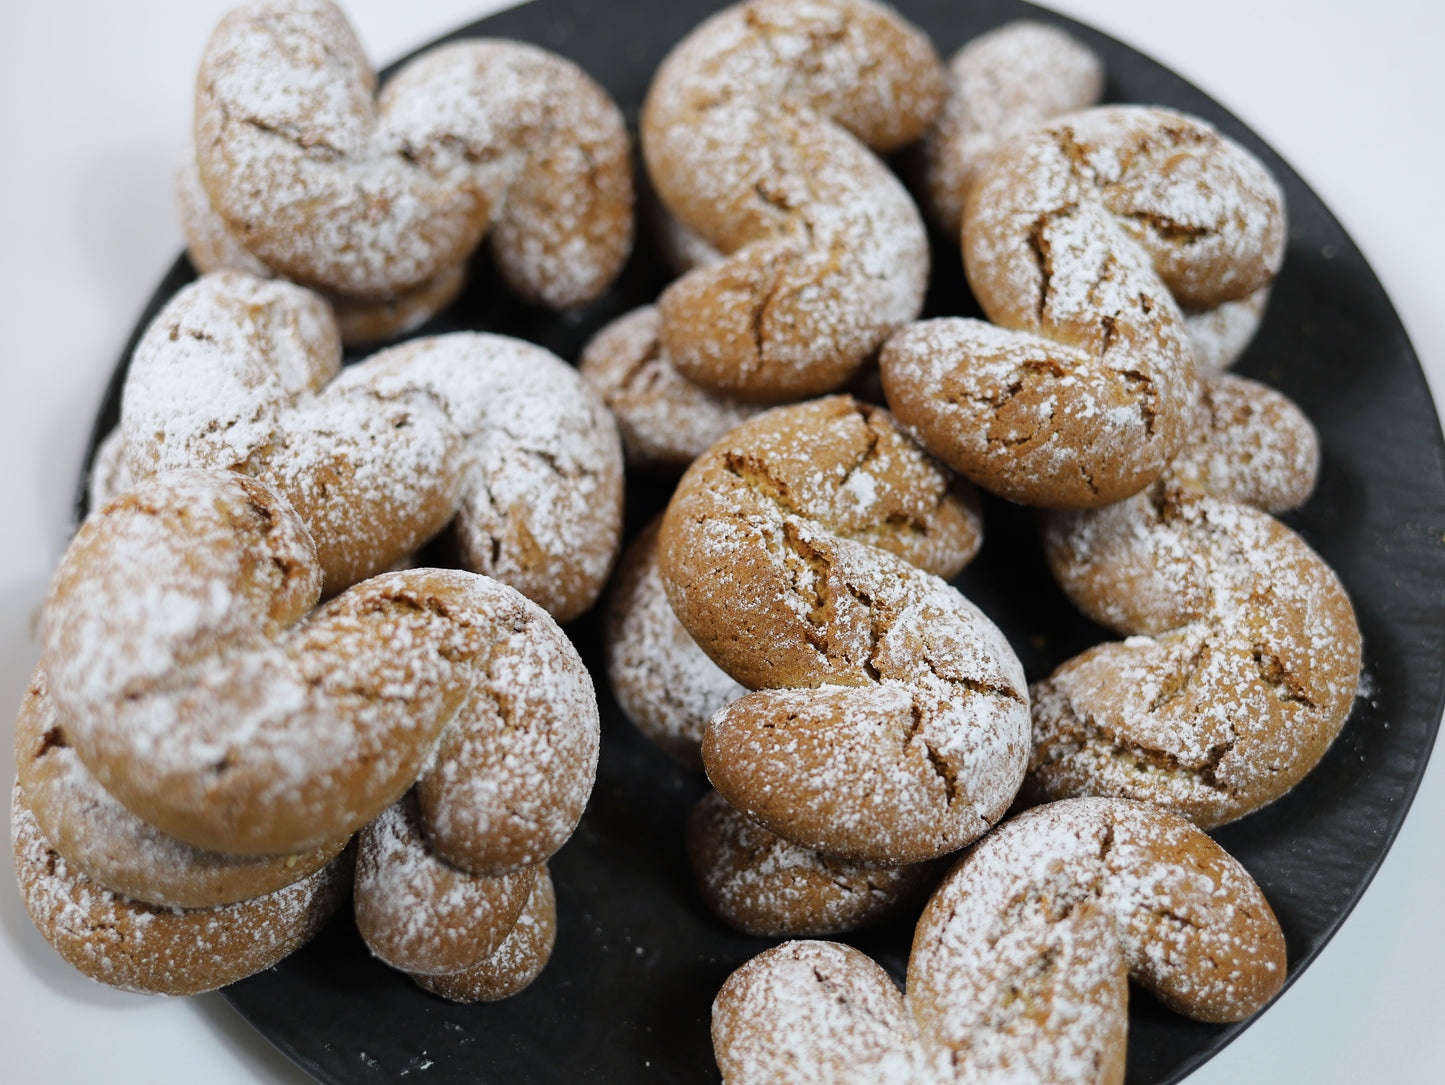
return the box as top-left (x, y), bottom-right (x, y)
top-left (1, 0), bottom-right (1441, 1081)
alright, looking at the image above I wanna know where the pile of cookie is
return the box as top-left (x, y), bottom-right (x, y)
top-left (15, 0), bottom-right (1363, 1079)
top-left (15, 0), bottom-right (633, 999)
top-left (591, 2), bottom-right (1360, 1081)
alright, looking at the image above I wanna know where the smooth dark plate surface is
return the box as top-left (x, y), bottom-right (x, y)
top-left (82, 0), bottom-right (1445, 1082)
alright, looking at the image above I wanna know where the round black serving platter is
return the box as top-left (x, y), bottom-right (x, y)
top-left (78, 0), bottom-right (1445, 1082)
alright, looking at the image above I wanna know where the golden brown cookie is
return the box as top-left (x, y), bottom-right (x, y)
top-left (641, 0), bottom-right (942, 402)
top-left (353, 794), bottom-right (537, 976)
top-left (409, 864), bottom-right (557, 1003)
top-left (658, 396), bottom-right (1019, 864)
top-left (13, 784), bottom-right (350, 996)
top-left (176, 149), bottom-right (467, 346)
top-left (882, 105), bottom-right (1286, 508)
top-left (1029, 376), bottom-right (1357, 826)
top-left (579, 306), bottom-right (766, 474)
top-left (15, 666), bottom-right (346, 909)
top-left (194, 0), bottom-right (632, 310)
top-left (121, 271), bottom-right (624, 616)
top-left (42, 470), bottom-right (599, 864)
top-left (687, 790), bottom-right (943, 937)
top-left (711, 797), bottom-right (1286, 1083)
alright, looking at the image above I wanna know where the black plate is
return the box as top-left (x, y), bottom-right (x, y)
top-left (80, 1), bottom-right (1445, 1082)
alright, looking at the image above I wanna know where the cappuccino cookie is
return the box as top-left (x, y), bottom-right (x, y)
top-left (42, 470), bottom-right (599, 866)
top-left (658, 396), bottom-right (1019, 864)
top-left (193, 0), bottom-right (632, 312)
top-left (641, 0), bottom-right (942, 401)
top-left (13, 785), bottom-right (350, 996)
top-left (16, 666), bottom-right (346, 909)
top-left (1029, 374), bottom-right (1358, 826)
top-left (712, 797), bottom-right (1287, 1084)
top-left (120, 271), bottom-right (623, 615)
top-left (882, 105), bottom-right (1286, 508)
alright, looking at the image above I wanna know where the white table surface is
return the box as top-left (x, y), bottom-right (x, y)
top-left (1, 1), bottom-right (1441, 1081)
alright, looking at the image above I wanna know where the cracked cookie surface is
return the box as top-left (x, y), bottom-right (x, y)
top-left (657, 395), bottom-right (1021, 864)
top-left (1028, 375), bottom-right (1359, 826)
top-left (118, 271), bottom-right (623, 617)
top-left (882, 105), bottom-right (1285, 508)
top-left (641, 0), bottom-right (941, 402)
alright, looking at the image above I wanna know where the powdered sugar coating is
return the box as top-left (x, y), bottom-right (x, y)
top-left (885, 105), bottom-right (1286, 509)
top-left (641, 0), bottom-right (941, 401)
top-left (1184, 287), bottom-right (1271, 375)
top-left (178, 146), bottom-right (470, 346)
top-left (687, 789), bottom-right (942, 936)
top-left (353, 794), bottom-right (536, 975)
top-left (42, 471), bottom-right (600, 859)
top-left (194, 0), bottom-right (632, 307)
top-left (604, 518), bottom-right (748, 770)
top-left (122, 272), bottom-right (624, 618)
top-left (411, 573), bottom-right (601, 875)
top-left (711, 798), bottom-right (1284, 1084)
top-left (12, 784), bottom-right (349, 996)
top-left (658, 397), bottom-right (1018, 864)
top-left (714, 940), bottom-right (925, 1085)
top-left (1166, 374), bottom-right (1319, 514)
top-left (916, 20), bottom-right (1104, 241)
top-left (579, 306), bottom-right (766, 474)
top-left (16, 666), bottom-right (346, 909)
top-left (911, 800), bottom-right (1287, 1034)
top-left (410, 863), bottom-right (557, 1002)
top-left (1029, 374), bottom-right (1351, 826)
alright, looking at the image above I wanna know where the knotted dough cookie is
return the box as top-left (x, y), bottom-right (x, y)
top-left (1028, 374), bottom-right (1360, 826)
top-left (881, 105), bottom-right (1287, 508)
top-left (658, 395), bottom-right (1024, 864)
top-left (640, 0), bottom-right (942, 402)
top-left (711, 797), bottom-right (1287, 1084)
top-left (41, 469), bottom-right (599, 870)
top-left (177, 144), bottom-right (467, 346)
top-left (579, 306), bottom-right (767, 474)
top-left (12, 785), bottom-right (351, 996)
top-left (353, 793), bottom-right (557, 1000)
top-left (117, 271), bottom-right (623, 617)
top-left (913, 23), bottom-right (1268, 374)
top-left (15, 666), bottom-right (346, 909)
top-left (192, 0), bottom-right (633, 314)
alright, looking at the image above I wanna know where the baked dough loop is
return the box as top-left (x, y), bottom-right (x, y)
top-left (657, 395), bottom-right (1023, 864)
top-left (1029, 374), bottom-right (1361, 826)
top-left (914, 22), bottom-right (1267, 374)
top-left (12, 785), bottom-right (351, 997)
top-left (881, 105), bottom-right (1287, 508)
top-left (119, 271), bottom-right (623, 616)
top-left (190, 0), bottom-right (633, 324)
top-left (579, 306), bottom-right (767, 475)
top-left (16, 665), bottom-right (347, 909)
top-left (640, 0), bottom-right (943, 403)
top-left (711, 797), bottom-right (1287, 1085)
top-left (354, 793), bottom-right (556, 998)
top-left (916, 20), bottom-right (1105, 244)
top-left (41, 469), bottom-right (600, 868)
